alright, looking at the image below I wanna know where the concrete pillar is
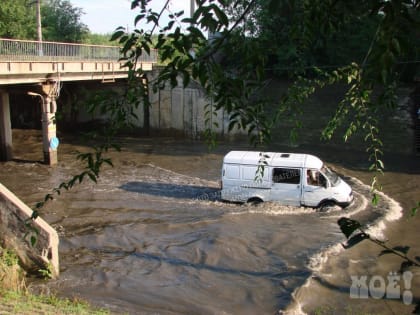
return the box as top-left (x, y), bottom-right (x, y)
top-left (0, 89), bottom-right (12, 161)
top-left (41, 96), bottom-right (58, 166)
top-left (29, 84), bottom-right (59, 166)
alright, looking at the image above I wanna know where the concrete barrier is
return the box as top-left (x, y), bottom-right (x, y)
top-left (0, 183), bottom-right (59, 278)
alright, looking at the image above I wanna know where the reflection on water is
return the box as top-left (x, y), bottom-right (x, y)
top-left (120, 181), bottom-right (220, 200)
top-left (0, 130), bottom-right (408, 315)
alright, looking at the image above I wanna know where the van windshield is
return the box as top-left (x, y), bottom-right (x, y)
top-left (322, 166), bottom-right (340, 186)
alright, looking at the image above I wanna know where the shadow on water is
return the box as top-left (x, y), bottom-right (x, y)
top-left (11, 158), bottom-right (44, 164)
top-left (92, 247), bottom-right (306, 281)
top-left (120, 181), bottom-right (221, 201)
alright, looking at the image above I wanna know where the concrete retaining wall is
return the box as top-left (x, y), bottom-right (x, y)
top-left (0, 183), bottom-right (59, 277)
top-left (128, 73), bottom-right (243, 138)
top-left (57, 77), bottom-right (416, 153)
top-left (59, 74), bottom-right (245, 138)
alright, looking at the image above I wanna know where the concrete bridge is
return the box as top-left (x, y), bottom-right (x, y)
top-left (0, 38), bottom-right (157, 165)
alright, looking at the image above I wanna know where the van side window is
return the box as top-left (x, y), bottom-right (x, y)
top-left (272, 168), bottom-right (300, 184)
top-left (306, 170), bottom-right (327, 187)
top-left (225, 165), bottom-right (240, 179)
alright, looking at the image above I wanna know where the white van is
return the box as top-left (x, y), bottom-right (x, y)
top-left (221, 151), bottom-right (353, 208)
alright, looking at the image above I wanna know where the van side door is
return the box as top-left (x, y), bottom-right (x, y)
top-left (270, 168), bottom-right (302, 206)
top-left (302, 168), bottom-right (331, 207)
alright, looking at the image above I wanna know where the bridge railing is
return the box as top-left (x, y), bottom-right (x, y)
top-left (0, 38), bottom-right (157, 63)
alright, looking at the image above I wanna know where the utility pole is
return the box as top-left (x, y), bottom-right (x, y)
top-left (190, 0), bottom-right (195, 19)
top-left (36, 0), bottom-right (43, 55)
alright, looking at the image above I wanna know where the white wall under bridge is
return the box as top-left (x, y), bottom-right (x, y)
top-left (147, 77), bottom-right (244, 139)
top-left (64, 73), bottom-right (246, 139)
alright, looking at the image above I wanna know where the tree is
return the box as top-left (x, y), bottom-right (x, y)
top-left (41, 0), bottom-right (89, 42)
top-left (0, 0), bottom-right (36, 39)
top-left (0, 0), bottom-right (90, 42)
top-left (225, 1), bottom-right (382, 76)
top-left (83, 33), bottom-right (120, 46)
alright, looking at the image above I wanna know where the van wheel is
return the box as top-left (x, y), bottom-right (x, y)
top-left (247, 198), bottom-right (263, 206)
top-left (318, 200), bottom-right (336, 212)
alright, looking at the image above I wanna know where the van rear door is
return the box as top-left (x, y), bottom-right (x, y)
top-left (270, 167), bottom-right (302, 206)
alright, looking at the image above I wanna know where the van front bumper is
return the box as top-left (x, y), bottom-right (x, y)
top-left (338, 191), bottom-right (354, 208)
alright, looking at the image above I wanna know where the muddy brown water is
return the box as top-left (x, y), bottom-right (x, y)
top-left (0, 130), bottom-right (419, 314)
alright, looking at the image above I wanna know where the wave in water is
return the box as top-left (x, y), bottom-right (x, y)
top-left (285, 178), bottom-right (403, 315)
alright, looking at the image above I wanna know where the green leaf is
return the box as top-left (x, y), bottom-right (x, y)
top-left (142, 43), bottom-right (151, 55)
top-left (31, 210), bottom-right (39, 220)
top-left (134, 14), bottom-right (145, 26)
top-left (30, 236), bottom-right (37, 247)
top-left (372, 193), bottom-right (379, 206)
top-left (337, 217), bottom-right (362, 238)
top-left (211, 4), bottom-right (228, 26)
top-left (411, 202), bottom-right (419, 217)
top-left (110, 30), bottom-right (125, 42)
top-left (87, 172), bottom-right (98, 183)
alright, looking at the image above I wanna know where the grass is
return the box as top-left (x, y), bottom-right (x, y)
top-left (0, 289), bottom-right (111, 315)
top-left (0, 247), bottom-right (111, 315)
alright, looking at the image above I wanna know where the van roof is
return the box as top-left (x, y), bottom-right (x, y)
top-left (223, 151), bottom-right (323, 169)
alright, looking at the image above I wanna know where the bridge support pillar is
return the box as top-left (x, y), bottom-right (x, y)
top-left (41, 109), bottom-right (57, 166)
top-left (40, 94), bottom-right (58, 166)
top-left (29, 82), bottom-right (59, 166)
top-left (0, 89), bottom-right (12, 161)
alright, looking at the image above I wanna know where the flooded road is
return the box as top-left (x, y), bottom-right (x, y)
top-left (0, 130), bottom-right (416, 314)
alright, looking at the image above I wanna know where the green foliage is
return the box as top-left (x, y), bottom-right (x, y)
top-left (116, 0), bottom-right (274, 146)
top-left (0, 248), bottom-right (25, 293)
top-left (38, 263), bottom-right (53, 279)
top-left (41, 0), bottom-right (89, 42)
top-left (410, 201), bottom-right (420, 217)
top-left (255, 152), bottom-right (269, 183)
top-left (115, 0), bottom-right (418, 151)
top-left (0, 249), bottom-right (19, 267)
top-left (0, 0), bottom-right (36, 39)
top-left (83, 33), bottom-right (119, 46)
top-left (0, 0), bottom-right (90, 42)
top-left (0, 288), bottom-right (111, 314)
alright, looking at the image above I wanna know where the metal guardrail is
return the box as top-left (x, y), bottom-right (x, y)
top-left (0, 38), bottom-right (157, 63)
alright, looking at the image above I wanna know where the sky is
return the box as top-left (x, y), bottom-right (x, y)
top-left (70, 0), bottom-right (191, 34)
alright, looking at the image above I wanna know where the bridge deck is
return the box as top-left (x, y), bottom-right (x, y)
top-left (0, 38), bottom-right (157, 85)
